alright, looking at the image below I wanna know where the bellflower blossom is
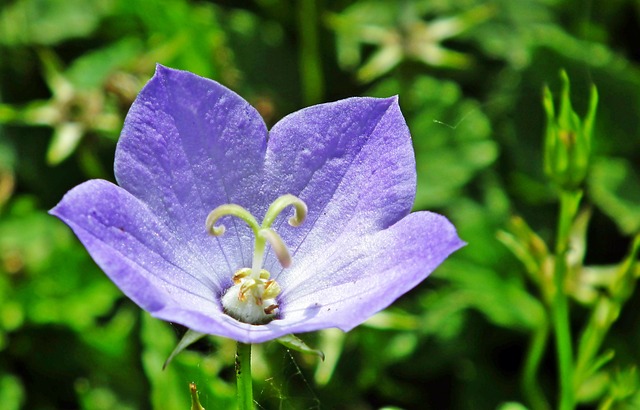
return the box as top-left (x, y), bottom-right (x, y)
top-left (50, 65), bottom-right (464, 344)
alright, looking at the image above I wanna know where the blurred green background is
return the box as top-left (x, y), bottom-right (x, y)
top-left (0, 0), bottom-right (639, 409)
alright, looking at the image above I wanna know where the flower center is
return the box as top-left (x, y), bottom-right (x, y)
top-left (206, 194), bottom-right (307, 325)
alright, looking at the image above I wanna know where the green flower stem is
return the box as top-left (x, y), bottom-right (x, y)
top-left (555, 190), bottom-right (582, 256)
top-left (236, 342), bottom-right (253, 410)
top-left (523, 321), bottom-right (551, 410)
top-left (552, 284), bottom-right (573, 410)
top-left (553, 189), bottom-right (582, 410)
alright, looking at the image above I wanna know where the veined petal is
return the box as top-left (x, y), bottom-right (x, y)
top-left (50, 179), bottom-right (222, 318)
top-left (262, 97), bottom-right (416, 276)
top-left (115, 65), bottom-right (268, 276)
top-left (51, 66), bottom-right (464, 344)
top-left (51, 177), bottom-right (284, 342)
top-left (274, 211), bottom-right (464, 334)
top-left (154, 211), bottom-right (463, 344)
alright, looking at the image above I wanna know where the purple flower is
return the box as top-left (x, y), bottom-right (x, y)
top-left (50, 65), bottom-right (464, 344)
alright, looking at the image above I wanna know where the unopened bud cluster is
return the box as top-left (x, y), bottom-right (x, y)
top-left (543, 70), bottom-right (598, 190)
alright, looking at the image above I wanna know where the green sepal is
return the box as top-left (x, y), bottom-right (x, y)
top-left (163, 329), bottom-right (206, 370)
top-left (543, 70), bottom-right (598, 190)
top-left (276, 334), bottom-right (325, 361)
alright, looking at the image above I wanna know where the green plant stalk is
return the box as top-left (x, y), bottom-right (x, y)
top-left (574, 297), bottom-right (616, 388)
top-left (553, 189), bottom-right (582, 410)
top-left (552, 273), bottom-right (573, 410)
top-left (298, 0), bottom-right (324, 105)
top-left (236, 342), bottom-right (253, 410)
top-left (523, 321), bottom-right (551, 410)
top-left (575, 234), bottom-right (640, 389)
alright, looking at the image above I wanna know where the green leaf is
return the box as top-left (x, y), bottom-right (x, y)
top-left (313, 329), bottom-right (345, 386)
top-left (46, 122), bottom-right (85, 165)
top-left (276, 334), bottom-right (325, 361)
top-left (589, 157), bottom-right (640, 235)
top-left (0, 374), bottom-right (24, 410)
top-left (163, 329), bottom-right (206, 370)
top-left (0, 197), bottom-right (121, 330)
top-left (434, 260), bottom-right (546, 331)
top-left (0, 0), bottom-right (113, 46)
top-left (66, 38), bottom-right (142, 90)
top-left (585, 350), bottom-right (615, 381)
top-left (608, 367), bottom-right (640, 403)
top-left (497, 402), bottom-right (530, 410)
top-left (141, 315), bottom-right (235, 410)
top-left (497, 215), bottom-right (549, 282)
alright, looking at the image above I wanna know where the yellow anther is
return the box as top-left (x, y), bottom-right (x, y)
top-left (233, 268), bottom-right (252, 284)
top-left (211, 194), bottom-right (308, 325)
top-left (259, 269), bottom-right (270, 280)
top-left (263, 280), bottom-right (281, 299)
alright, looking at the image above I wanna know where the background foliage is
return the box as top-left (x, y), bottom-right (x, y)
top-left (1, 0), bottom-right (639, 409)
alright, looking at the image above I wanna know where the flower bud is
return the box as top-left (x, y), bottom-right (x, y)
top-left (543, 70), bottom-right (598, 190)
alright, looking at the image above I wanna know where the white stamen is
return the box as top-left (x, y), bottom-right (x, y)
top-left (222, 278), bottom-right (279, 325)
top-left (208, 194), bottom-right (307, 325)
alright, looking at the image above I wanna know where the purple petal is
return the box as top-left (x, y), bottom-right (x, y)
top-left (50, 180), bottom-right (222, 316)
top-left (155, 211), bottom-right (463, 344)
top-left (50, 180), bottom-right (268, 341)
top-left (274, 211), bottom-right (464, 334)
top-left (262, 97), bottom-right (416, 276)
top-left (115, 65), bottom-right (268, 275)
top-left (50, 67), bottom-right (464, 344)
